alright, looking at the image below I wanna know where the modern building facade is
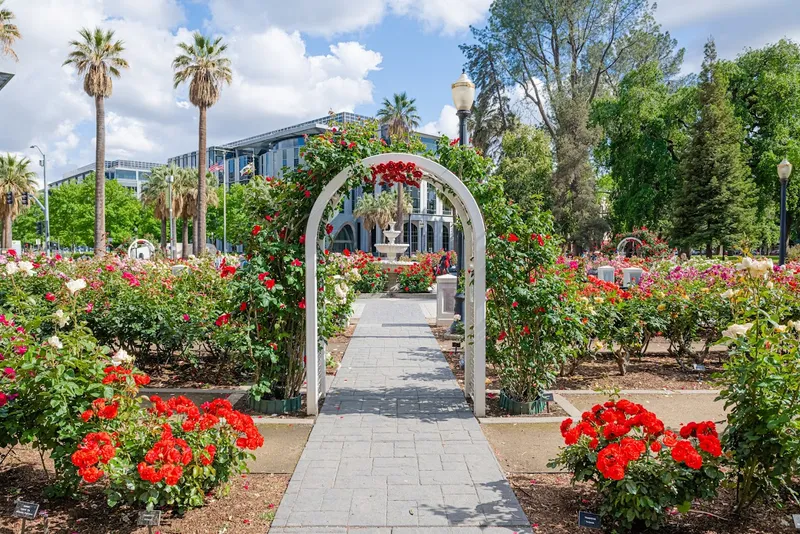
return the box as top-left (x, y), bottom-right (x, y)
top-left (167, 112), bottom-right (451, 255)
top-left (56, 160), bottom-right (160, 199)
top-left (0, 72), bottom-right (13, 92)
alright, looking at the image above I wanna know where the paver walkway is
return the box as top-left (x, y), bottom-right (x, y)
top-left (270, 299), bottom-right (532, 533)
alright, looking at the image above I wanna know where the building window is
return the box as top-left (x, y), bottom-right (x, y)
top-left (294, 147), bottom-right (300, 167)
top-left (442, 224), bottom-right (450, 251)
top-left (264, 153), bottom-right (270, 176)
top-left (403, 222), bottom-right (419, 253)
top-left (282, 149), bottom-right (288, 168)
top-left (426, 184), bottom-right (437, 214)
top-left (409, 187), bottom-right (420, 214)
top-left (228, 159), bottom-right (235, 179)
top-left (115, 169), bottom-right (136, 180)
top-left (332, 225), bottom-right (355, 254)
top-left (191, 153), bottom-right (197, 168)
top-left (426, 223), bottom-right (435, 252)
top-left (442, 199), bottom-right (452, 215)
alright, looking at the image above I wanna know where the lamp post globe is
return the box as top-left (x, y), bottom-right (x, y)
top-left (449, 71), bottom-right (475, 331)
top-left (778, 158), bottom-right (793, 266)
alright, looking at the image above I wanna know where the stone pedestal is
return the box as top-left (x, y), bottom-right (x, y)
top-left (597, 265), bottom-right (615, 283)
top-left (436, 273), bottom-right (456, 326)
top-left (622, 267), bottom-right (644, 287)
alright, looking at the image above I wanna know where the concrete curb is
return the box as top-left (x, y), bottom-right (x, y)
top-left (480, 416), bottom-right (567, 425)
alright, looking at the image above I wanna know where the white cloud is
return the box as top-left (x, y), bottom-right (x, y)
top-left (0, 0), bottom-right (387, 182)
top-left (388, 0), bottom-right (492, 35)
top-left (654, 0), bottom-right (782, 29)
top-left (421, 105), bottom-right (459, 139)
top-left (209, 0), bottom-right (488, 36)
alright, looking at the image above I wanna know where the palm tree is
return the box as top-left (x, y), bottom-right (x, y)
top-left (0, 0), bottom-right (20, 61)
top-left (376, 92), bottom-right (421, 139)
top-left (173, 168), bottom-right (219, 257)
top-left (354, 190), bottom-right (411, 232)
top-left (141, 166), bottom-right (173, 250)
top-left (376, 92), bottom-right (421, 239)
top-left (0, 154), bottom-right (37, 248)
top-left (63, 28), bottom-right (129, 256)
top-left (172, 32), bottom-right (232, 256)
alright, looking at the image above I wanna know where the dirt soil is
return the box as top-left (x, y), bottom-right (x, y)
top-left (326, 323), bottom-right (356, 374)
top-left (509, 474), bottom-right (800, 533)
top-left (0, 447), bottom-right (289, 534)
top-left (431, 325), bottom-right (726, 394)
top-left (554, 352), bottom-right (726, 391)
top-left (143, 325), bottom-right (355, 389)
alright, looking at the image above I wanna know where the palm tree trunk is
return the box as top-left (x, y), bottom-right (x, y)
top-left (2, 214), bottom-right (10, 249)
top-left (196, 106), bottom-right (208, 256)
top-left (94, 95), bottom-right (106, 257)
top-left (182, 218), bottom-right (189, 258)
top-left (160, 217), bottom-right (167, 250)
top-left (395, 183), bottom-right (405, 243)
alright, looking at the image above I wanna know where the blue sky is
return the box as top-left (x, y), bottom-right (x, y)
top-left (1, 0), bottom-right (799, 184)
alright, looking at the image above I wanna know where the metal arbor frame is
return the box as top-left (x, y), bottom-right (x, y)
top-left (304, 154), bottom-right (487, 416)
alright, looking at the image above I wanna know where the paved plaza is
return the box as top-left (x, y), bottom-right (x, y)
top-left (270, 298), bottom-right (532, 533)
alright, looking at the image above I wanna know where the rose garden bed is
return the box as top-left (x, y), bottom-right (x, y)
top-left (0, 447), bottom-right (288, 534)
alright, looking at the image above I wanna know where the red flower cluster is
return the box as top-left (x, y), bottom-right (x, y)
top-left (71, 432), bottom-right (116, 483)
top-left (366, 161), bottom-right (423, 188)
top-left (215, 313), bottom-right (231, 327)
top-left (560, 399), bottom-right (723, 481)
top-left (122, 272), bottom-right (140, 287)
top-left (202, 398), bottom-right (265, 450)
top-left (101, 366), bottom-right (150, 387)
top-left (81, 397), bottom-right (120, 422)
top-left (583, 275), bottom-right (632, 301)
top-left (137, 425), bottom-right (193, 485)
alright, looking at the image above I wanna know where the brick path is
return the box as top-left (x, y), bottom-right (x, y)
top-left (270, 299), bottom-right (532, 533)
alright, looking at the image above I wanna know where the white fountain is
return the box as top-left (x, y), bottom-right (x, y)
top-left (374, 223), bottom-right (409, 260)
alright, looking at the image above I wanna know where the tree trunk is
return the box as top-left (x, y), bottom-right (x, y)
top-left (2, 214), bottom-right (10, 249)
top-left (160, 217), bottom-right (167, 250)
top-left (395, 182), bottom-right (404, 243)
top-left (705, 242), bottom-right (712, 258)
top-left (195, 106), bottom-right (208, 256)
top-left (182, 218), bottom-right (188, 258)
top-left (94, 95), bottom-right (106, 257)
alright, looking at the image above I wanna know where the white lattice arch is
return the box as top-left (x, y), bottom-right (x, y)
top-left (616, 237), bottom-right (644, 255)
top-left (304, 153), bottom-right (487, 416)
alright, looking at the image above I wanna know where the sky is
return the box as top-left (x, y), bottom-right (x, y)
top-left (1, 0), bottom-right (799, 186)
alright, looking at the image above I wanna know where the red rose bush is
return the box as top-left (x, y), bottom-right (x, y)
top-left (70, 363), bottom-right (263, 510)
top-left (550, 398), bottom-right (724, 532)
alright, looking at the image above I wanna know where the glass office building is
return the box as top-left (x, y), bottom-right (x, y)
top-left (165, 112), bottom-right (452, 254)
top-left (56, 160), bottom-right (160, 199)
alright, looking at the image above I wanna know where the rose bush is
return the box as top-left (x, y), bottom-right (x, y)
top-left (550, 398), bottom-right (724, 532)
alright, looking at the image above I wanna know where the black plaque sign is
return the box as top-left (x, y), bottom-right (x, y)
top-left (792, 514), bottom-right (800, 529)
top-left (692, 363), bottom-right (706, 371)
top-left (13, 501), bottom-right (39, 520)
top-left (578, 511), bottom-right (602, 529)
top-left (137, 510), bottom-right (162, 527)
top-left (541, 392), bottom-right (555, 402)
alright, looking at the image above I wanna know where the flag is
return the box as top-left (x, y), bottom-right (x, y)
top-left (240, 162), bottom-right (255, 177)
top-left (209, 163), bottom-right (224, 172)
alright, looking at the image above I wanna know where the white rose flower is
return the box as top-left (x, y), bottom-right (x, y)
top-left (111, 348), bottom-right (133, 366)
top-left (735, 257), bottom-right (753, 272)
top-left (47, 335), bottom-right (63, 349)
top-left (54, 309), bottom-right (70, 328)
top-left (766, 281), bottom-right (774, 290)
top-left (17, 261), bottom-right (34, 276)
top-left (775, 324), bottom-right (788, 333)
top-left (721, 289), bottom-right (737, 299)
top-left (453, 314), bottom-right (461, 321)
top-left (65, 278), bottom-right (87, 295)
top-left (722, 323), bottom-right (753, 339)
top-left (335, 282), bottom-right (349, 304)
top-left (5, 262), bottom-right (17, 275)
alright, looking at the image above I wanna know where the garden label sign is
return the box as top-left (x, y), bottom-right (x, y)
top-left (12, 500), bottom-right (38, 520)
top-left (578, 511), bottom-right (602, 529)
top-left (138, 509), bottom-right (162, 531)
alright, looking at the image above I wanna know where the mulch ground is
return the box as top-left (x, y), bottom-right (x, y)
top-left (142, 324), bottom-right (356, 390)
top-left (431, 325), bottom-right (726, 396)
top-left (0, 447), bottom-right (289, 534)
top-left (509, 474), bottom-right (800, 533)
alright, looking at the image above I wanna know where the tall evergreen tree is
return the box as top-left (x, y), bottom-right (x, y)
top-left (672, 40), bottom-right (755, 256)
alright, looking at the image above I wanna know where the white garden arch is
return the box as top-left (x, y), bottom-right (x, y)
top-left (304, 153), bottom-right (487, 416)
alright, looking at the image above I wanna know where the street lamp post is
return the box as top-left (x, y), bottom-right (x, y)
top-left (778, 158), bottom-right (793, 265)
top-left (450, 70), bottom-right (475, 326)
top-left (167, 174), bottom-right (177, 260)
top-left (30, 145), bottom-right (50, 258)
